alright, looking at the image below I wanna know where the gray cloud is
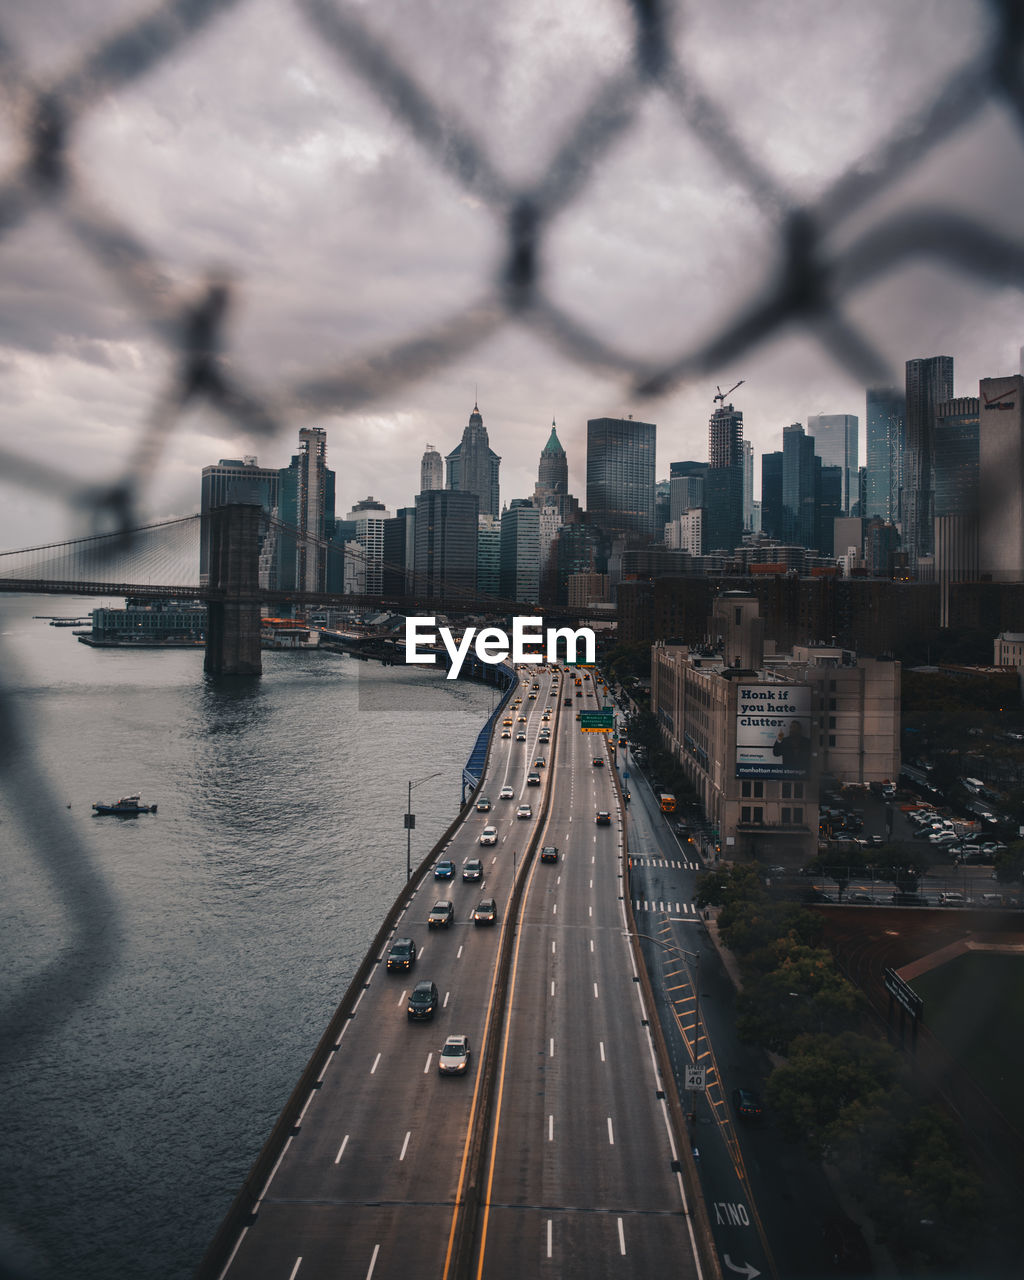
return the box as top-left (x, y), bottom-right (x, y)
top-left (0, 0), bottom-right (1022, 548)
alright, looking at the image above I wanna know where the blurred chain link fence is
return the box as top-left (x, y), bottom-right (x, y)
top-left (0, 0), bottom-right (1022, 541)
top-left (1, 0), bottom-right (1024, 1273)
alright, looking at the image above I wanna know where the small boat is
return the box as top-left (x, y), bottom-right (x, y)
top-left (92, 795), bottom-right (158, 815)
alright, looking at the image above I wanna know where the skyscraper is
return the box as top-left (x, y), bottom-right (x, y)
top-left (382, 508), bottom-right (416, 597)
top-left (420, 444), bottom-right (443, 492)
top-left (500, 501), bottom-right (541, 603)
top-left (704, 402), bottom-right (744, 553)
top-left (534, 420), bottom-right (581, 525)
top-left (413, 490), bottom-right (479, 600)
top-left (477, 515), bottom-right (501, 598)
top-left (933, 398), bottom-right (980, 520)
top-left (782, 423), bottom-right (817, 548)
top-left (978, 374), bottom-right (1024, 582)
top-left (742, 440), bottom-right (755, 531)
top-left (904, 356), bottom-right (954, 569)
top-left (200, 456), bottom-right (279, 585)
top-left (536, 421), bottom-right (568, 494)
top-left (669, 465), bottom-right (706, 522)
top-left (345, 498), bottom-right (392, 597)
top-left (806, 413), bottom-right (858, 514)
top-left (817, 464), bottom-right (843, 556)
top-left (865, 387), bottom-right (905, 522)
top-left (277, 427), bottom-right (336, 593)
top-left (585, 416), bottom-right (656, 538)
top-left (446, 403), bottom-right (501, 518)
top-left (760, 451), bottom-right (783, 540)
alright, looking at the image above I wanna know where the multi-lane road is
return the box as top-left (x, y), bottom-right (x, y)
top-left (211, 667), bottom-right (709, 1280)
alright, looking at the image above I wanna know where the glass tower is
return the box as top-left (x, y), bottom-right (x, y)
top-left (585, 417), bottom-right (656, 538)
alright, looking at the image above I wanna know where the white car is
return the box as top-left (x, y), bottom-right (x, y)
top-left (516, 803), bottom-right (533, 820)
top-left (437, 1034), bottom-right (471, 1076)
top-left (479, 826), bottom-right (497, 846)
top-left (499, 785), bottom-right (515, 800)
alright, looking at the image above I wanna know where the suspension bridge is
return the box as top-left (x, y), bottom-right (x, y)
top-left (0, 503), bottom-right (610, 675)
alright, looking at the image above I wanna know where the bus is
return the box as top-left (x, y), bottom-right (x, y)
top-left (658, 792), bottom-right (676, 813)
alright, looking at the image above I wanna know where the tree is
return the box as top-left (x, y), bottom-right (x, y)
top-left (694, 863), bottom-right (765, 910)
top-left (737, 950), bottom-right (863, 1053)
top-left (623, 706), bottom-right (660, 753)
top-left (765, 1031), bottom-right (899, 1151)
top-left (863, 1105), bottom-right (985, 1269)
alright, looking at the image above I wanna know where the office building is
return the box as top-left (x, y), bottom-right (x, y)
top-left (200, 456), bottom-right (279, 585)
top-left (651, 594), bottom-right (900, 864)
top-left (274, 428), bottom-right (337, 593)
top-left (500, 501), bottom-right (541, 603)
top-left (665, 509), bottom-right (703, 556)
top-left (742, 440), bottom-right (755, 532)
top-left (586, 416), bottom-right (656, 538)
top-left (536, 421), bottom-right (568, 494)
top-left (567, 573), bottom-right (609, 607)
top-left (979, 374), bottom-right (1024, 583)
top-left (553, 523), bottom-right (598, 606)
top-left (476, 514), bottom-right (501, 599)
top-left (533, 421), bottom-right (582, 526)
top-left (760, 452), bottom-right (784, 541)
top-left (817, 464), bottom-right (843, 557)
top-left (806, 414), bottom-right (858, 514)
top-left (669, 470), bottom-right (705, 522)
top-left (413, 490), bottom-right (478, 600)
top-left (345, 498), bottom-right (391, 597)
top-left (704, 402), bottom-right (744, 553)
top-left (446, 403), bottom-right (501, 518)
top-left (420, 444), bottom-right (443, 492)
top-left (865, 387), bottom-right (905, 522)
top-left (782, 424), bottom-right (817, 548)
top-left (933, 398), bottom-right (980, 520)
top-left (904, 356), bottom-right (954, 570)
top-left (382, 508), bottom-right (416, 597)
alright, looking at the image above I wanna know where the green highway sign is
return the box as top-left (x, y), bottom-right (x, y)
top-left (579, 709), bottom-right (614, 733)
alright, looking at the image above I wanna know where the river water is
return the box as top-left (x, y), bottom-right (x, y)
top-left (0, 595), bottom-right (496, 1280)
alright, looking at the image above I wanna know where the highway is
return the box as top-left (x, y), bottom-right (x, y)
top-left (212, 666), bottom-right (707, 1280)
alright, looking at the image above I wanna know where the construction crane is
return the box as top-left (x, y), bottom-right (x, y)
top-left (713, 380), bottom-right (744, 406)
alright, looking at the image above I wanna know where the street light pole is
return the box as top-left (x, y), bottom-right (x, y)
top-left (406, 770), bottom-right (443, 881)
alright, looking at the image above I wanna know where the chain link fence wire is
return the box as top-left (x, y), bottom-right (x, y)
top-left (1, 1), bottom-right (1024, 1274)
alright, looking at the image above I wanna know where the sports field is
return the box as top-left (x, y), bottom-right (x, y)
top-left (912, 952), bottom-right (1024, 1138)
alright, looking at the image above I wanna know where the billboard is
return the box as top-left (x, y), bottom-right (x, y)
top-left (735, 684), bottom-right (812, 780)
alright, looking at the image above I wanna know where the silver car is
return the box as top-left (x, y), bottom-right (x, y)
top-left (438, 1034), bottom-right (471, 1075)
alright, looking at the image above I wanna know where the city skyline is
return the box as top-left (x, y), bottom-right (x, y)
top-left (1, 2), bottom-right (1022, 551)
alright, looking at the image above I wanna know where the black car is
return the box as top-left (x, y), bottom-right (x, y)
top-left (732, 1088), bottom-right (763, 1121)
top-left (526, 772), bottom-right (541, 786)
top-left (386, 937), bottom-right (416, 972)
top-left (540, 845), bottom-right (559, 863)
top-left (596, 810), bottom-right (611, 825)
top-left (407, 980), bottom-right (439, 1020)
top-left (592, 756), bottom-right (604, 767)
top-left (472, 898), bottom-right (497, 925)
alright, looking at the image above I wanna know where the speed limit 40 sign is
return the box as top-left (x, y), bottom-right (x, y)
top-left (684, 1064), bottom-right (707, 1091)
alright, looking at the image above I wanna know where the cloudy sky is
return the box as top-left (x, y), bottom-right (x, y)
top-left (1, 0), bottom-right (1023, 553)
